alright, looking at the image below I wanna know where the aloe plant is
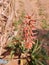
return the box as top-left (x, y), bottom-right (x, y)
top-left (29, 40), bottom-right (49, 65)
top-left (4, 13), bottom-right (49, 65)
top-left (6, 39), bottom-right (49, 65)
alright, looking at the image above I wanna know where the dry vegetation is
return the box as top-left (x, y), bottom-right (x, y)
top-left (0, 0), bottom-right (18, 55)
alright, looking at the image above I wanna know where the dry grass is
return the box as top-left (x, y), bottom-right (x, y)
top-left (0, 0), bottom-right (18, 55)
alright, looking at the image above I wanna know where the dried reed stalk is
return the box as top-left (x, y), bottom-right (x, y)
top-left (0, 0), bottom-right (18, 55)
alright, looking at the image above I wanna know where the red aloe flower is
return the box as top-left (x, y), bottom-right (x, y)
top-left (23, 14), bottom-right (37, 49)
top-left (25, 15), bottom-right (31, 19)
top-left (24, 42), bottom-right (32, 49)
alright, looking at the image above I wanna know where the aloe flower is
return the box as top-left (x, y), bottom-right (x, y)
top-left (23, 14), bottom-right (37, 49)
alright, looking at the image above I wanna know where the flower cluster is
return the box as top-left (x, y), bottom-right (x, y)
top-left (23, 14), bottom-right (37, 49)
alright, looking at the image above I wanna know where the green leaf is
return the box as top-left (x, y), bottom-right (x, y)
top-left (32, 40), bottom-right (38, 53)
top-left (41, 60), bottom-right (48, 65)
top-left (10, 50), bottom-right (15, 59)
top-left (32, 40), bottom-right (41, 54)
top-left (35, 59), bottom-right (44, 65)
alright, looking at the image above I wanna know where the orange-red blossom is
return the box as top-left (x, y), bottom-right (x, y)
top-left (23, 14), bottom-right (37, 49)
